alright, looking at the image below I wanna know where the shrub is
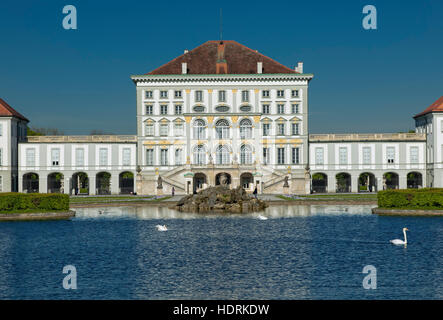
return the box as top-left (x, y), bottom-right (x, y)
top-left (0, 193), bottom-right (69, 213)
top-left (378, 188), bottom-right (443, 209)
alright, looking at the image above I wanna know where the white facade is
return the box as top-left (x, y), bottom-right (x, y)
top-left (131, 74), bottom-right (313, 195)
top-left (17, 136), bottom-right (136, 195)
top-left (309, 133), bottom-right (426, 193)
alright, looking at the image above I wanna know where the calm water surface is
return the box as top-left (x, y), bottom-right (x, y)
top-left (1, 204), bottom-right (443, 300)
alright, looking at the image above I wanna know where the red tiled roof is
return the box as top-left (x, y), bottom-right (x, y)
top-left (146, 40), bottom-right (298, 75)
top-left (0, 98), bottom-right (29, 122)
top-left (414, 96), bottom-right (443, 118)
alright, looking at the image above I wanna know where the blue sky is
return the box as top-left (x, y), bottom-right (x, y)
top-left (0, 0), bottom-right (442, 134)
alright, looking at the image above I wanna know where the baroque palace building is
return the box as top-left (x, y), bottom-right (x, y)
top-left (131, 40), bottom-right (312, 195)
top-left (0, 40), bottom-right (441, 195)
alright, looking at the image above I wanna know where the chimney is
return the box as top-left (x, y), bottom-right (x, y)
top-left (216, 41), bottom-right (228, 74)
top-left (295, 62), bottom-right (303, 73)
top-left (257, 62), bottom-right (263, 74)
top-left (182, 62), bottom-right (187, 74)
top-left (184, 49), bottom-right (189, 54)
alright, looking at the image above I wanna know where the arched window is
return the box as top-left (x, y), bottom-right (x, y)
top-left (193, 119), bottom-right (206, 140)
top-left (216, 145), bottom-right (230, 165)
top-left (215, 119), bottom-right (230, 139)
top-left (193, 145), bottom-right (206, 165)
top-left (239, 119), bottom-right (252, 139)
top-left (240, 144), bottom-right (253, 164)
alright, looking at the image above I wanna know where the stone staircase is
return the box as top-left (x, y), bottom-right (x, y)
top-left (162, 176), bottom-right (185, 191)
top-left (263, 175), bottom-right (287, 190)
top-left (261, 165), bottom-right (287, 190)
top-left (163, 165), bottom-right (187, 178)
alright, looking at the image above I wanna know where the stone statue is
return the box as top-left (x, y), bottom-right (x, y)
top-left (283, 176), bottom-right (289, 188)
top-left (157, 176), bottom-right (163, 189)
top-left (304, 165), bottom-right (311, 179)
top-left (219, 173), bottom-right (228, 186)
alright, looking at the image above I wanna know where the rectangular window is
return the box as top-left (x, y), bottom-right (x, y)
top-left (410, 146), bottom-right (419, 164)
top-left (174, 90), bottom-right (182, 98)
top-left (277, 148), bottom-right (285, 164)
top-left (195, 90), bottom-right (203, 102)
top-left (277, 90), bottom-right (285, 98)
top-left (146, 149), bottom-right (154, 166)
top-left (291, 147), bottom-right (300, 164)
top-left (99, 148), bottom-right (108, 166)
top-left (291, 123), bottom-right (299, 135)
top-left (160, 149), bottom-right (168, 165)
top-left (175, 149), bottom-right (183, 165)
top-left (262, 105), bottom-right (270, 114)
top-left (145, 123), bottom-right (154, 136)
top-left (174, 123), bottom-right (184, 136)
top-left (262, 90), bottom-right (270, 98)
top-left (175, 105), bottom-right (183, 115)
top-left (218, 90), bottom-right (226, 102)
top-left (315, 147), bottom-right (324, 165)
top-left (75, 148), bottom-right (84, 166)
top-left (123, 148), bottom-right (131, 166)
top-left (51, 148), bottom-right (60, 166)
top-left (160, 90), bottom-right (168, 99)
top-left (387, 146), bottom-right (395, 164)
top-left (291, 90), bottom-right (299, 98)
top-left (241, 90), bottom-right (249, 102)
top-left (145, 105), bottom-right (153, 115)
top-left (160, 105), bottom-right (168, 115)
top-left (145, 90), bottom-right (153, 99)
top-left (160, 124), bottom-right (169, 136)
top-left (26, 148), bottom-right (35, 167)
top-left (262, 123), bottom-right (270, 136)
top-left (291, 104), bottom-right (299, 114)
top-left (339, 147), bottom-right (347, 165)
top-left (277, 123), bottom-right (285, 135)
top-left (362, 147), bottom-right (371, 164)
top-left (263, 147), bottom-right (270, 165)
top-left (277, 104), bottom-right (285, 114)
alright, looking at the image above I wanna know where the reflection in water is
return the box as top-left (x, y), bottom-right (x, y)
top-left (74, 204), bottom-right (377, 220)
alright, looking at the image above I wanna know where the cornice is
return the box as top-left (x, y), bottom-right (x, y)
top-left (131, 73), bottom-right (314, 84)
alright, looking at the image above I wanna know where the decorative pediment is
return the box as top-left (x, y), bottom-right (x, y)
top-left (144, 118), bottom-right (155, 124)
top-left (290, 116), bottom-right (302, 122)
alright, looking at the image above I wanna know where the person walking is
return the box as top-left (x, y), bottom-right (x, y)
top-left (172, 186), bottom-right (175, 196)
top-left (253, 186), bottom-right (258, 199)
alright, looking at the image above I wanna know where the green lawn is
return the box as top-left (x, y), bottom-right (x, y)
top-left (277, 193), bottom-right (378, 201)
top-left (70, 195), bottom-right (171, 204)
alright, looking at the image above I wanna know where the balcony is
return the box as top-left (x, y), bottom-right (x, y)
top-left (27, 135), bottom-right (137, 143)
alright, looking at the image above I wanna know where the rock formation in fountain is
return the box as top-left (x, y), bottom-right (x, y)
top-left (174, 186), bottom-right (268, 213)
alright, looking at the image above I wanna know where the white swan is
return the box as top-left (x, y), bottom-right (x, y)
top-left (156, 224), bottom-right (168, 232)
top-left (390, 228), bottom-right (409, 245)
top-left (257, 215), bottom-right (268, 220)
